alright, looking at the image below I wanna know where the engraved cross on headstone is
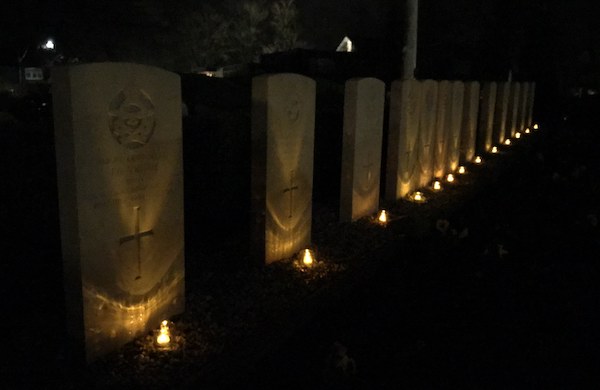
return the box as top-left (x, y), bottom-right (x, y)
top-left (119, 206), bottom-right (154, 280)
top-left (282, 169), bottom-right (299, 218)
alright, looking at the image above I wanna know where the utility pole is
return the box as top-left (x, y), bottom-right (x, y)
top-left (402, 0), bottom-right (419, 80)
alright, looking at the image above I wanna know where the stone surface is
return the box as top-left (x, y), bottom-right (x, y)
top-left (446, 81), bottom-right (465, 173)
top-left (506, 82), bottom-right (521, 139)
top-left (416, 79), bottom-right (438, 187)
top-left (518, 82), bottom-right (530, 132)
top-left (385, 79), bottom-right (421, 200)
top-left (52, 62), bottom-right (185, 362)
top-left (460, 81), bottom-right (480, 163)
top-left (477, 82), bottom-right (497, 154)
top-left (493, 82), bottom-right (510, 146)
top-left (527, 82), bottom-right (536, 127)
top-left (433, 80), bottom-right (451, 179)
top-left (251, 73), bottom-right (316, 264)
top-left (339, 77), bottom-right (385, 222)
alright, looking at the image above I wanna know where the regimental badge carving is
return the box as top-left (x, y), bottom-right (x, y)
top-left (108, 87), bottom-right (156, 149)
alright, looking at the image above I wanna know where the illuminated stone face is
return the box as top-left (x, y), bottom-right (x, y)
top-left (460, 81), bottom-right (480, 163)
top-left (417, 79), bottom-right (438, 188)
top-left (493, 82), bottom-right (510, 146)
top-left (251, 74), bottom-right (316, 264)
top-left (446, 81), bottom-right (464, 173)
top-left (477, 82), bottom-right (497, 154)
top-left (506, 82), bottom-right (521, 139)
top-left (386, 79), bottom-right (421, 201)
top-left (433, 80), bottom-right (451, 179)
top-left (339, 77), bottom-right (385, 222)
top-left (52, 63), bottom-right (185, 362)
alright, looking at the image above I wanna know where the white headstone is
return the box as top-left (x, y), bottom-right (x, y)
top-left (527, 82), bottom-right (536, 127)
top-left (447, 81), bottom-right (465, 173)
top-left (417, 79), bottom-right (438, 187)
top-left (433, 80), bottom-right (451, 179)
top-left (339, 78), bottom-right (385, 222)
top-left (251, 73), bottom-right (316, 264)
top-left (52, 63), bottom-right (185, 362)
top-left (477, 82), bottom-right (497, 154)
top-left (506, 82), bottom-right (521, 139)
top-left (460, 81), bottom-right (480, 163)
top-left (518, 82), bottom-right (530, 132)
top-left (493, 82), bottom-right (510, 146)
top-left (385, 79), bottom-right (421, 200)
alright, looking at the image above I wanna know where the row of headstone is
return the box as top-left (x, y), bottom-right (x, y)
top-left (52, 62), bottom-right (537, 363)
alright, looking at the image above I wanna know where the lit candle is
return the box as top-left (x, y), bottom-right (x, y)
top-left (156, 320), bottom-right (171, 346)
top-left (474, 156), bottom-right (482, 164)
top-left (378, 209), bottom-right (387, 224)
top-left (446, 173), bottom-right (455, 183)
top-left (302, 249), bottom-right (314, 266)
top-left (413, 191), bottom-right (424, 202)
top-left (524, 128), bottom-right (530, 134)
top-left (458, 166), bottom-right (466, 174)
top-left (533, 124), bottom-right (539, 130)
top-left (515, 132), bottom-right (521, 139)
top-left (433, 180), bottom-right (442, 191)
top-left (491, 146), bottom-right (498, 153)
top-left (504, 139), bottom-right (511, 146)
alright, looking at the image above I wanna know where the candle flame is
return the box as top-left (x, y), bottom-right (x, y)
top-left (533, 124), bottom-right (539, 130)
top-left (458, 166), bottom-right (466, 174)
top-left (378, 209), bottom-right (387, 223)
top-left (433, 181), bottom-right (442, 191)
top-left (504, 139), bottom-right (511, 146)
top-left (302, 249), bottom-right (314, 266)
top-left (525, 128), bottom-right (530, 134)
top-left (446, 173), bottom-right (455, 183)
top-left (474, 156), bottom-right (483, 164)
top-left (412, 191), bottom-right (425, 202)
top-left (491, 146), bottom-right (498, 153)
top-left (156, 320), bottom-right (170, 345)
top-left (515, 132), bottom-right (521, 139)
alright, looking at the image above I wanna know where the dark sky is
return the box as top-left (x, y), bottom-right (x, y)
top-left (2, 0), bottom-right (600, 91)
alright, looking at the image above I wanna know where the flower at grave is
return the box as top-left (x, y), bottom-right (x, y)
top-left (458, 166), bottom-right (466, 174)
top-left (474, 156), bottom-right (483, 164)
top-left (302, 248), bottom-right (314, 266)
top-left (156, 320), bottom-right (171, 346)
top-left (377, 209), bottom-right (388, 224)
top-left (515, 132), bottom-right (521, 139)
top-left (525, 128), bottom-right (531, 134)
top-left (433, 180), bottom-right (442, 191)
top-left (491, 146), bottom-right (498, 154)
top-left (504, 139), bottom-right (511, 146)
top-left (446, 173), bottom-right (455, 183)
top-left (533, 124), bottom-right (539, 130)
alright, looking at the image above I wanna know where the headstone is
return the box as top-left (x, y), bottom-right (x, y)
top-left (493, 81), bottom-right (510, 146)
top-left (339, 77), bottom-right (385, 222)
top-left (251, 73), bottom-right (316, 264)
top-left (527, 82), bottom-right (536, 127)
top-left (476, 82), bottom-right (497, 154)
top-left (460, 81), bottom-right (480, 163)
top-left (506, 82), bottom-right (521, 139)
top-left (52, 63), bottom-right (185, 362)
top-left (446, 81), bottom-right (465, 173)
top-left (433, 80), bottom-right (451, 179)
top-left (385, 79), bottom-right (421, 200)
top-left (518, 82), bottom-right (530, 132)
top-left (416, 79), bottom-right (438, 187)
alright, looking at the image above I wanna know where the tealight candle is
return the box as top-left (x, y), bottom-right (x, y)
top-left (446, 173), bottom-right (455, 183)
top-left (433, 180), bottom-right (442, 191)
top-left (515, 132), bottom-right (521, 139)
top-left (302, 249), bottom-right (314, 266)
top-left (474, 156), bottom-right (483, 164)
top-left (157, 320), bottom-right (171, 346)
top-left (491, 146), bottom-right (498, 153)
top-left (378, 209), bottom-right (387, 224)
top-left (504, 139), bottom-right (511, 146)
top-left (458, 166), bottom-right (466, 174)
